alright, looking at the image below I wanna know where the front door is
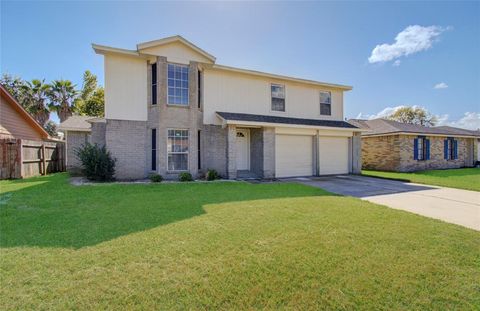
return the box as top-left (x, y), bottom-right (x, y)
top-left (236, 129), bottom-right (250, 170)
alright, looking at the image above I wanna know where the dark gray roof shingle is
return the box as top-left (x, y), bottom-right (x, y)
top-left (217, 112), bottom-right (358, 129)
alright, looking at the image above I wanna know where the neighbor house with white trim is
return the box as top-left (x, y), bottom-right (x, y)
top-left (70, 35), bottom-right (363, 180)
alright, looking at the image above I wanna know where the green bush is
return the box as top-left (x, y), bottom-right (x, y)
top-left (179, 172), bottom-right (193, 182)
top-left (206, 169), bottom-right (220, 181)
top-left (149, 173), bottom-right (163, 183)
top-left (75, 143), bottom-right (116, 181)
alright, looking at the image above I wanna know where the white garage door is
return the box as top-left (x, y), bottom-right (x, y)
top-left (319, 136), bottom-right (349, 175)
top-left (276, 135), bottom-right (313, 178)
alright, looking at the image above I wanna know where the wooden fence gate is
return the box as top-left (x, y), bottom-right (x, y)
top-left (0, 138), bottom-right (65, 179)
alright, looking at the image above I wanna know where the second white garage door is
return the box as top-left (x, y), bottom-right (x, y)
top-left (275, 135), bottom-right (313, 178)
top-left (319, 136), bottom-right (349, 175)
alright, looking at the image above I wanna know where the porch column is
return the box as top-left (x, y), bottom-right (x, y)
top-left (351, 132), bottom-right (362, 174)
top-left (226, 124), bottom-right (237, 179)
top-left (262, 127), bottom-right (275, 179)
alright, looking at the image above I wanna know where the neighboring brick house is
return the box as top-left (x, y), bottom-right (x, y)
top-left (349, 118), bottom-right (479, 172)
top-left (85, 35), bottom-right (363, 180)
top-left (58, 116), bottom-right (106, 171)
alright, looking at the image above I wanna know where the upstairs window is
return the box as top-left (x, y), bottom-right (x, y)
top-left (271, 84), bottom-right (285, 112)
top-left (320, 91), bottom-right (331, 115)
top-left (168, 64), bottom-right (189, 106)
top-left (151, 63), bottom-right (157, 105)
top-left (198, 70), bottom-right (202, 108)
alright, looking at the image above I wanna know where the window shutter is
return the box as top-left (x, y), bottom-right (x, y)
top-left (425, 139), bottom-right (430, 160)
top-left (453, 140), bottom-right (458, 159)
top-left (413, 138), bottom-right (418, 160)
top-left (444, 140), bottom-right (448, 159)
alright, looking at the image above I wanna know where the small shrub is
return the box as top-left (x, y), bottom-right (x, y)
top-left (149, 173), bottom-right (163, 183)
top-left (179, 172), bottom-right (193, 182)
top-left (206, 169), bottom-right (220, 181)
top-left (75, 143), bottom-right (116, 181)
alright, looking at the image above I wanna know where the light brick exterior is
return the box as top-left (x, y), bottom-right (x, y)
top-left (65, 131), bottom-right (90, 171)
top-left (362, 134), bottom-right (476, 172)
top-left (351, 132), bottom-right (362, 174)
top-left (105, 119), bottom-right (147, 180)
top-left (262, 127), bottom-right (276, 178)
top-left (90, 122), bottom-right (106, 147)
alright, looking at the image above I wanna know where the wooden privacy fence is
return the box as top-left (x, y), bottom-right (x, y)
top-left (0, 138), bottom-right (65, 179)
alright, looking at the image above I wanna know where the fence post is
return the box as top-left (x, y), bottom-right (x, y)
top-left (41, 144), bottom-right (46, 175)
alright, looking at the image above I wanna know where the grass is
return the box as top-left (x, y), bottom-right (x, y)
top-left (1, 173), bottom-right (479, 310)
top-left (362, 168), bottom-right (480, 191)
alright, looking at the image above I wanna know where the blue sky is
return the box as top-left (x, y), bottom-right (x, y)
top-left (2, 1), bottom-right (479, 128)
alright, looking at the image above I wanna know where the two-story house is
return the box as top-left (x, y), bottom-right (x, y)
top-left (87, 35), bottom-right (362, 180)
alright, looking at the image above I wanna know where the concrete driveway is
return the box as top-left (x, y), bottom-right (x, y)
top-left (290, 175), bottom-right (480, 231)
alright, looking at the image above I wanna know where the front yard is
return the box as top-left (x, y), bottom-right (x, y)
top-left (362, 167), bottom-right (480, 191)
top-left (1, 174), bottom-right (479, 309)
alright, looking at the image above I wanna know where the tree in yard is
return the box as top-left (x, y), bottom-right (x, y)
top-left (387, 106), bottom-right (437, 127)
top-left (74, 70), bottom-right (105, 117)
top-left (21, 79), bottom-right (51, 126)
top-left (1, 73), bottom-right (28, 104)
top-left (48, 80), bottom-right (78, 123)
top-left (44, 120), bottom-right (58, 137)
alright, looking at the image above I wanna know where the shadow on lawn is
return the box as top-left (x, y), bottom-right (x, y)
top-left (0, 173), bottom-right (330, 249)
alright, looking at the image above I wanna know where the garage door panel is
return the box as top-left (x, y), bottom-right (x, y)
top-left (276, 135), bottom-right (313, 178)
top-left (319, 136), bottom-right (349, 175)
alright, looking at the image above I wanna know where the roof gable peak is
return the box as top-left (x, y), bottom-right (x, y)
top-left (136, 35), bottom-right (216, 63)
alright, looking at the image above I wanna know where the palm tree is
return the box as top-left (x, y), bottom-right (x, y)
top-left (48, 80), bottom-right (78, 123)
top-left (21, 79), bottom-right (51, 126)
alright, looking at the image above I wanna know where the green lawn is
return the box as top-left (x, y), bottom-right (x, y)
top-left (1, 174), bottom-right (479, 310)
top-left (362, 168), bottom-right (480, 191)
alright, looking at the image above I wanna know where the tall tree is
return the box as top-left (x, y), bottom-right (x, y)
top-left (48, 80), bottom-right (78, 123)
top-left (74, 70), bottom-right (104, 117)
top-left (21, 79), bottom-right (51, 126)
top-left (1, 73), bottom-right (27, 104)
top-left (387, 106), bottom-right (437, 127)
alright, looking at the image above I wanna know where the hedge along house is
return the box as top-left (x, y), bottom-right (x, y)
top-left (90, 35), bottom-right (363, 180)
top-left (349, 118), bottom-right (479, 172)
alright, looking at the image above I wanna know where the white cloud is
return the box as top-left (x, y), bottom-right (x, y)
top-left (368, 25), bottom-right (447, 64)
top-left (433, 82), bottom-right (448, 89)
top-left (436, 112), bottom-right (480, 130)
top-left (356, 105), bottom-right (409, 120)
top-left (393, 60), bottom-right (401, 67)
top-left (356, 106), bottom-right (480, 131)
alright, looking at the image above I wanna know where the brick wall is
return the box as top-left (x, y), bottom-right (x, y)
top-left (398, 135), bottom-right (474, 172)
top-left (90, 122), bottom-right (106, 147)
top-left (66, 131), bottom-right (90, 171)
top-left (362, 135), bottom-right (401, 171)
top-left (105, 119), bottom-right (147, 180)
top-left (362, 134), bottom-right (476, 172)
top-left (201, 124), bottom-right (228, 177)
top-left (250, 128), bottom-right (263, 177)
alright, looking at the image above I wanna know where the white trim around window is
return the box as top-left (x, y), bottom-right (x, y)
top-left (270, 83), bottom-right (286, 112)
top-left (167, 63), bottom-right (189, 106)
top-left (320, 91), bottom-right (332, 116)
top-left (167, 129), bottom-right (189, 171)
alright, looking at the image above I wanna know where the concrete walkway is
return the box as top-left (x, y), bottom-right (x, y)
top-left (290, 175), bottom-right (480, 231)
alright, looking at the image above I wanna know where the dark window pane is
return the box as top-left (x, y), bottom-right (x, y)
top-left (320, 103), bottom-right (331, 115)
top-left (168, 154), bottom-right (188, 171)
top-left (152, 63), bottom-right (157, 84)
top-left (151, 150), bottom-right (156, 171)
top-left (272, 98), bottom-right (285, 111)
top-left (151, 129), bottom-right (156, 149)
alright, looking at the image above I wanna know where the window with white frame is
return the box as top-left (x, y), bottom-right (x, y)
top-left (168, 64), bottom-right (189, 105)
top-left (271, 84), bottom-right (285, 112)
top-left (167, 129), bottom-right (189, 171)
top-left (320, 91), bottom-right (331, 115)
